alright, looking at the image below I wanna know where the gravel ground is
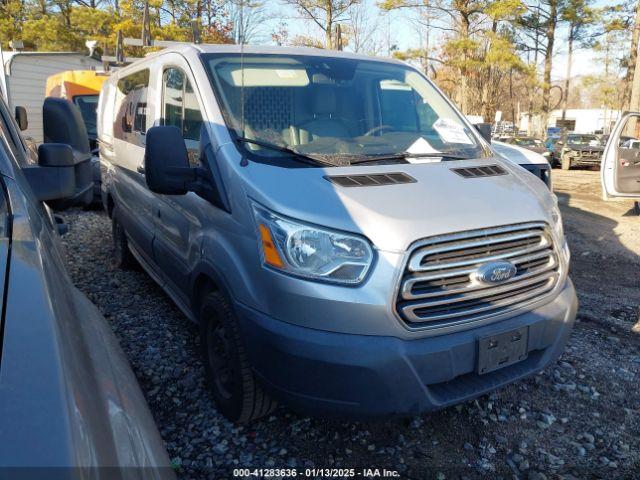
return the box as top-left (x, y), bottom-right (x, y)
top-left (62, 169), bottom-right (639, 479)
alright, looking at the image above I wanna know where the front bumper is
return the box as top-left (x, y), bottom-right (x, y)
top-left (566, 151), bottom-right (603, 166)
top-left (236, 279), bottom-right (578, 418)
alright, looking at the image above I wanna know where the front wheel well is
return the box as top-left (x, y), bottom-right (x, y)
top-left (192, 273), bottom-right (221, 319)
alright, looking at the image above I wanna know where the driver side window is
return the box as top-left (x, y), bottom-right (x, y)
top-left (378, 80), bottom-right (419, 132)
top-left (162, 67), bottom-right (204, 166)
top-left (378, 80), bottom-right (437, 133)
top-left (621, 116), bottom-right (640, 148)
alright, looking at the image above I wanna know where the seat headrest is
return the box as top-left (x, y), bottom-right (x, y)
top-left (312, 86), bottom-right (337, 116)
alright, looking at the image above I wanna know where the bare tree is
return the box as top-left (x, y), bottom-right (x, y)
top-left (409, 7), bottom-right (437, 76)
top-left (381, 0), bottom-right (503, 114)
top-left (228, 1), bottom-right (275, 44)
top-left (281, 0), bottom-right (361, 49)
top-left (517, 0), bottom-right (563, 137)
top-left (559, 0), bottom-right (597, 124)
top-left (271, 20), bottom-right (290, 45)
top-left (347, 2), bottom-right (383, 54)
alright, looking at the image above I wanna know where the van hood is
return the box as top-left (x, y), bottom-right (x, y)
top-left (236, 155), bottom-right (555, 253)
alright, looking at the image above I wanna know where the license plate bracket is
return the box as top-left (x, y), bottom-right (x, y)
top-left (477, 327), bottom-right (529, 375)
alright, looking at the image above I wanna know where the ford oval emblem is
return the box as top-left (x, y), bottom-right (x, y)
top-left (475, 261), bottom-right (517, 285)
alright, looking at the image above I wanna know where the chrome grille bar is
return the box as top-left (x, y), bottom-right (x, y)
top-left (396, 223), bottom-right (560, 327)
top-left (402, 258), bottom-right (557, 301)
top-left (400, 278), bottom-right (556, 323)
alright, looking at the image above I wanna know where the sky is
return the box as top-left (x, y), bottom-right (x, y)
top-left (259, 0), bottom-right (616, 82)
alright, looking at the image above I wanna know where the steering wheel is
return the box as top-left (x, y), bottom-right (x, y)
top-left (364, 125), bottom-right (395, 137)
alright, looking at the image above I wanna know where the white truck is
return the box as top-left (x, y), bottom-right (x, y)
top-left (1, 51), bottom-right (100, 144)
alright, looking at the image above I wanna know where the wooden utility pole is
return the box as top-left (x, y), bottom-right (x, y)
top-left (326, 1), bottom-right (334, 49)
top-left (631, 63), bottom-right (640, 113)
top-left (541, 0), bottom-right (558, 139)
top-left (626, 0), bottom-right (640, 110)
top-left (142, 2), bottom-right (152, 47)
top-left (527, 0), bottom-right (541, 136)
top-left (335, 24), bottom-right (343, 50)
top-left (561, 22), bottom-right (575, 125)
top-left (630, 1), bottom-right (640, 112)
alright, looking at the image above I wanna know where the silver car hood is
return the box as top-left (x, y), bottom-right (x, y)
top-left (239, 156), bottom-right (554, 253)
top-left (492, 141), bottom-right (548, 165)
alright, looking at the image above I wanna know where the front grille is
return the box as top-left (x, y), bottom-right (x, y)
top-left (396, 223), bottom-right (560, 328)
top-left (576, 151), bottom-right (601, 158)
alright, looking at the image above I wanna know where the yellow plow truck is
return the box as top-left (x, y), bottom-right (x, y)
top-left (46, 69), bottom-right (108, 151)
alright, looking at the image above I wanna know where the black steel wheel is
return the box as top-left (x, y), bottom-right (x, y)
top-left (200, 291), bottom-right (277, 423)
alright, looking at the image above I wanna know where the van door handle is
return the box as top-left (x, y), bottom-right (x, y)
top-left (137, 164), bottom-right (145, 174)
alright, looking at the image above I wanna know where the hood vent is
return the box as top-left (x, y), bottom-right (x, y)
top-left (451, 165), bottom-right (507, 179)
top-left (325, 172), bottom-right (417, 187)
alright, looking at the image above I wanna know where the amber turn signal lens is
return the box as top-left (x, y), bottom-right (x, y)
top-left (259, 224), bottom-right (284, 268)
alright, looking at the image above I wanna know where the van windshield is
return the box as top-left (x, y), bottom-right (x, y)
top-left (72, 94), bottom-right (99, 138)
top-left (203, 53), bottom-right (487, 166)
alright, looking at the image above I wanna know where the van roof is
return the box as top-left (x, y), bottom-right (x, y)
top-left (139, 43), bottom-right (405, 65)
top-left (110, 44), bottom-right (409, 81)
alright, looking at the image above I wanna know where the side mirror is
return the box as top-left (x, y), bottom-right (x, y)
top-left (15, 106), bottom-right (28, 131)
top-left (474, 123), bottom-right (492, 144)
top-left (144, 126), bottom-right (196, 195)
top-left (43, 97), bottom-right (91, 154)
top-left (40, 97), bottom-right (94, 208)
top-left (22, 144), bottom-right (76, 203)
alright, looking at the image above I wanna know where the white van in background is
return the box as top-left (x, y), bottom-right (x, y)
top-left (1, 51), bottom-right (100, 144)
top-left (492, 140), bottom-right (552, 189)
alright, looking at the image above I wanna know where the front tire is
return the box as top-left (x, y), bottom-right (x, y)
top-left (200, 291), bottom-right (277, 423)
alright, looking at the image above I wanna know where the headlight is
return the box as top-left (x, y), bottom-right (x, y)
top-left (251, 203), bottom-right (374, 284)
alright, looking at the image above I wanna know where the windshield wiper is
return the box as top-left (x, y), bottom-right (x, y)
top-left (348, 152), bottom-right (470, 165)
top-left (235, 137), bottom-right (334, 167)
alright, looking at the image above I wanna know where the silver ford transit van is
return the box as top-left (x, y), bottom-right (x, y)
top-left (97, 44), bottom-right (577, 422)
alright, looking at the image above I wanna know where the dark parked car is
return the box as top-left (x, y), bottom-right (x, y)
top-left (0, 95), bottom-right (173, 478)
top-left (502, 136), bottom-right (548, 156)
top-left (545, 136), bottom-right (561, 165)
top-left (556, 134), bottom-right (604, 170)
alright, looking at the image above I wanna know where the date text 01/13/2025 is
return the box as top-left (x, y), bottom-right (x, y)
top-left (232, 468), bottom-right (401, 478)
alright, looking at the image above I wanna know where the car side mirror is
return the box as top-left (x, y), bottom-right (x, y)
top-left (474, 123), bottom-right (492, 144)
top-left (43, 97), bottom-right (91, 154)
top-left (35, 98), bottom-right (94, 209)
top-left (15, 106), bottom-right (28, 131)
top-left (22, 144), bottom-right (76, 203)
top-left (144, 126), bottom-right (196, 195)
